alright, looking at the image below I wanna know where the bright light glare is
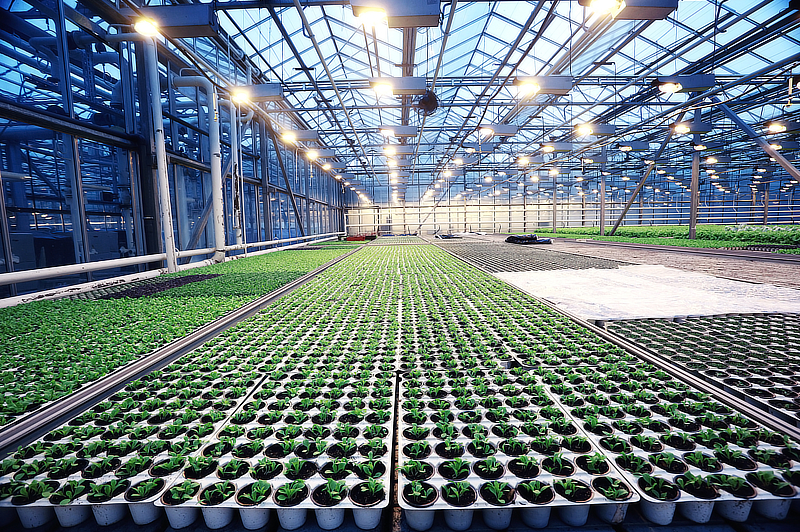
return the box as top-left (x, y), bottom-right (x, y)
top-left (358, 8), bottom-right (386, 28)
top-left (373, 82), bottom-right (393, 97)
top-left (444, 170), bottom-right (452, 177)
top-left (383, 146), bottom-right (396, 156)
top-left (479, 127), bottom-right (494, 138)
top-left (693, 144), bottom-right (707, 151)
top-left (322, 163), bottom-right (332, 171)
top-left (674, 122), bottom-right (690, 134)
top-left (231, 89), bottom-right (250, 104)
top-left (518, 81), bottom-right (540, 97)
top-left (658, 81), bottom-right (682, 94)
top-left (706, 156), bottom-right (718, 164)
top-left (770, 143), bottom-right (782, 150)
top-left (387, 159), bottom-right (398, 168)
top-left (541, 145), bottom-right (555, 153)
top-left (465, 147), bottom-right (475, 154)
top-left (549, 168), bottom-right (558, 176)
top-left (518, 157), bottom-right (529, 166)
top-left (306, 150), bottom-right (319, 160)
top-left (282, 131), bottom-right (297, 144)
top-left (619, 145), bottom-right (632, 152)
top-left (380, 128), bottom-right (394, 137)
top-left (484, 176), bottom-right (493, 183)
top-left (576, 123), bottom-right (593, 136)
top-left (134, 18), bottom-right (159, 36)
top-left (767, 122), bottom-right (786, 134)
top-left (454, 158), bottom-right (463, 165)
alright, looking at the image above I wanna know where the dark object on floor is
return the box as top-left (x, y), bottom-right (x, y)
top-left (98, 274), bottom-right (221, 300)
top-left (506, 234), bottom-right (552, 245)
top-left (435, 234), bottom-right (462, 239)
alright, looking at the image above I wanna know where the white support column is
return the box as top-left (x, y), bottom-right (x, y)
top-left (144, 38), bottom-right (177, 273)
top-left (172, 76), bottom-right (225, 262)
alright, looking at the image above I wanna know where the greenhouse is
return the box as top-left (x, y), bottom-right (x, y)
top-left (1, 0), bottom-right (800, 531)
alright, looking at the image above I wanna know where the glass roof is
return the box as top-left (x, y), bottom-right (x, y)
top-left (216, 0), bottom-right (800, 205)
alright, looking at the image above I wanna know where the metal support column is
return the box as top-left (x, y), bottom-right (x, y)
top-left (0, 171), bottom-right (16, 296)
top-left (689, 104), bottom-right (702, 239)
top-left (143, 38), bottom-right (177, 272)
top-left (266, 129), bottom-right (305, 236)
top-left (552, 176), bottom-right (557, 233)
top-left (609, 110), bottom-right (687, 235)
top-left (229, 100), bottom-right (243, 246)
top-left (599, 145), bottom-right (607, 235)
top-left (172, 76), bottom-right (224, 262)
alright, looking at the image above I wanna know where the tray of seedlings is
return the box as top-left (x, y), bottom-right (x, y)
top-left (156, 367), bottom-right (395, 531)
top-left (534, 361), bottom-right (800, 526)
top-left (0, 335), bottom-right (265, 530)
top-left (608, 315), bottom-right (800, 426)
top-left (0, 249), bottom-right (351, 430)
top-left (397, 369), bottom-right (638, 531)
top-left (0, 247), bottom-right (402, 531)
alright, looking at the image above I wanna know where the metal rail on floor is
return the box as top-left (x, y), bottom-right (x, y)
top-left (431, 241), bottom-right (800, 443)
top-left (0, 247), bottom-right (362, 458)
top-left (559, 238), bottom-right (800, 264)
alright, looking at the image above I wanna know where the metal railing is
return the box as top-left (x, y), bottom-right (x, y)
top-left (0, 233), bottom-right (343, 288)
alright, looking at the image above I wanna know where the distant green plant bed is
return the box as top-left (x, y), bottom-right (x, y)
top-left (310, 240), bottom-right (364, 247)
top-left (0, 248), bottom-right (350, 427)
top-left (545, 224), bottom-right (800, 245)
top-left (542, 234), bottom-right (781, 250)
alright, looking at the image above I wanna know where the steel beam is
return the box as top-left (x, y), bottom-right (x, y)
top-left (711, 96), bottom-right (800, 182)
top-left (267, 128), bottom-right (305, 236)
top-left (608, 111), bottom-right (687, 236)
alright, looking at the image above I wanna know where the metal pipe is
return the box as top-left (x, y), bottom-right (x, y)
top-left (552, 175), bottom-right (557, 233)
top-left (689, 105), bottom-right (702, 239)
top-left (223, 231), bottom-right (343, 251)
top-left (0, 253), bottom-right (167, 287)
top-left (172, 76), bottom-right (226, 262)
top-left (227, 98), bottom-right (243, 245)
top-left (144, 38), bottom-right (177, 273)
top-left (711, 96), bottom-right (800, 182)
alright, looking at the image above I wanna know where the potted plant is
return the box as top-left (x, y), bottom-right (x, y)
top-left (184, 456), bottom-right (217, 479)
top-left (87, 478), bottom-right (130, 525)
top-left (554, 478), bottom-right (593, 526)
top-left (674, 472), bottom-right (719, 523)
top-left (49, 479), bottom-right (92, 527)
top-left (479, 481), bottom-right (514, 530)
top-left (683, 451), bottom-right (722, 472)
top-left (125, 477), bottom-right (165, 525)
top-left (349, 478), bottom-right (385, 529)
top-left (11, 479), bottom-right (59, 528)
top-left (198, 480), bottom-right (236, 529)
top-left (708, 474), bottom-right (757, 522)
top-left (161, 480), bottom-right (201, 529)
top-left (236, 480), bottom-right (272, 528)
top-left (441, 481), bottom-right (476, 531)
top-left (542, 453), bottom-right (575, 476)
top-left (474, 457), bottom-right (504, 480)
top-left (312, 478), bottom-right (347, 530)
top-left (638, 474), bottom-right (680, 525)
top-left (273, 480), bottom-right (309, 530)
top-left (439, 458), bottom-right (470, 481)
top-left (592, 477), bottom-right (632, 524)
top-left (517, 480), bottom-right (554, 528)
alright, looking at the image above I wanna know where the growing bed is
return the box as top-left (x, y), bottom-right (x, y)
top-left (0, 248), bottom-right (350, 428)
top-left (1, 244), bottom-right (799, 531)
top-left (608, 315), bottom-right (800, 424)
